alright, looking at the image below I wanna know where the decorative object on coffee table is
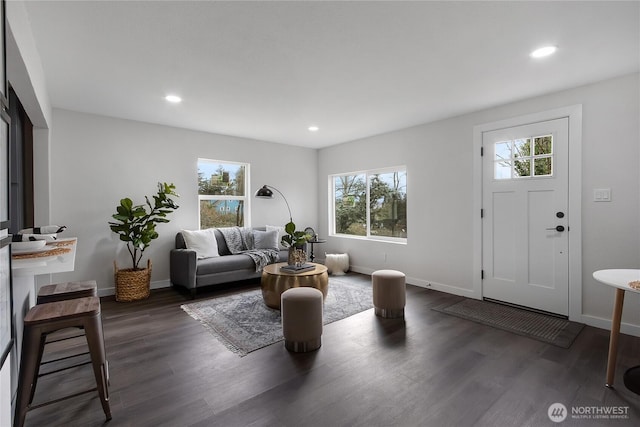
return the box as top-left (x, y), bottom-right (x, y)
top-left (281, 221), bottom-right (313, 267)
top-left (109, 182), bottom-right (179, 301)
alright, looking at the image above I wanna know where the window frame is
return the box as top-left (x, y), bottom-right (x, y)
top-left (197, 158), bottom-right (251, 229)
top-left (493, 133), bottom-right (554, 180)
top-left (329, 165), bottom-right (407, 244)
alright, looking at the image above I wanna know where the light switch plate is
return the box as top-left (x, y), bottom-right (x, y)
top-left (593, 188), bottom-right (611, 202)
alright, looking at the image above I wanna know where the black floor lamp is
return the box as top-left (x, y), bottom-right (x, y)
top-left (254, 185), bottom-right (293, 223)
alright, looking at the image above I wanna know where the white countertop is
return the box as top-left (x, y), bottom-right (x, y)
top-left (11, 238), bottom-right (77, 277)
top-left (593, 269), bottom-right (640, 294)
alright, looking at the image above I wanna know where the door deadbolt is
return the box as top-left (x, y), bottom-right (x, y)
top-left (556, 212), bottom-right (565, 218)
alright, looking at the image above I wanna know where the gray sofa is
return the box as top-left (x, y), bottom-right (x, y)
top-left (170, 227), bottom-right (288, 298)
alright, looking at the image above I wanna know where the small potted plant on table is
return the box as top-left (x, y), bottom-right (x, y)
top-left (281, 221), bottom-right (312, 267)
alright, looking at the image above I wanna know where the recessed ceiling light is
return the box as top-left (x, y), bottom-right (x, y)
top-left (530, 46), bottom-right (557, 58)
top-left (308, 126), bottom-right (319, 132)
top-left (165, 95), bottom-right (182, 103)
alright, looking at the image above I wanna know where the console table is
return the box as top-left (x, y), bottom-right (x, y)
top-left (592, 269), bottom-right (640, 391)
top-left (10, 238), bottom-right (77, 402)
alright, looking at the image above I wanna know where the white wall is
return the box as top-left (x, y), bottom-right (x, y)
top-left (3, 1), bottom-right (54, 421)
top-left (48, 109), bottom-right (318, 294)
top-left (318, 72), bottom-right (640, 333)
top-left (5, 0), bottom-right (51, 128)
top-left (0, 358), bottom-right (10, 427)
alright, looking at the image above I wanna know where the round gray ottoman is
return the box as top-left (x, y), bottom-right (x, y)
top-left (372, 269), bottom-right (406, 318)
top-left (281, 287), bottom-right (323, 352)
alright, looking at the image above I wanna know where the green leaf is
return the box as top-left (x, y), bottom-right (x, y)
top-left (109, 182), bottom-right (180, 269)
top-left (281, 235), bottom-right (293, 248)
top-left (120, 198), bottom-right (133, 209)
top-left (284, 221), bottom-right (296, 235)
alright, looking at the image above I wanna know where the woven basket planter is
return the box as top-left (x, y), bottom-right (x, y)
top-left (114, 259), bottom-right (152, 302)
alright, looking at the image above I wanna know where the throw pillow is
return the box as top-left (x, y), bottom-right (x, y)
top-left (266, 225), bottom-right (286, 249)
top-left (254, 229), bottom-right (279, 250)
top-left (181, 229), bottom-right (220, 259)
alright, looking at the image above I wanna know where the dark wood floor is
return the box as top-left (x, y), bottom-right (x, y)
top-left (22, 275), bottom-right (640, 426)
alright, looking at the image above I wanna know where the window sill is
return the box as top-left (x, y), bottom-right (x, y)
top-left (329, 234), bottom-right (407, 245)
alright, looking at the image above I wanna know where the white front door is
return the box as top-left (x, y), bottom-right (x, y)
top-left (482, 118), bottom-right (569, 315)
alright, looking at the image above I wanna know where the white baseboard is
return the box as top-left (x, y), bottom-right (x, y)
top-left (348, 265), bottom-right (479, 299)
top-left (409, 278), bottom-right (479, 299)
top-left (98, 279), bottom-right (172, 297)
top-left (346, 265), bottom-right (376, 277)
top-left (580, 314), bottom-right (640, 337)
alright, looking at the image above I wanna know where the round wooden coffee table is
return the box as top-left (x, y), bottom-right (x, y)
top-left (261, 262), bottom-right (328, 309)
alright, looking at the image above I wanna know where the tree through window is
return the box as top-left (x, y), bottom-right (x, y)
top-left (331, 168), bottom-right (407, 240)
top-left (494, 134), bottom-right (553, 179)
top-left (198, 159), bottom-right (248, 228)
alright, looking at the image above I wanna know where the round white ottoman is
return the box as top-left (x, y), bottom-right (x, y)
top-left (281, 287), bottom-right (323, 352)
top-left (325, 253), bottom-right (349, 275)
top-left (372, 269), bottom-right (406, 318)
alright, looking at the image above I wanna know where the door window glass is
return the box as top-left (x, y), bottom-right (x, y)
top-left (493, 134), bottom-right (553, 179)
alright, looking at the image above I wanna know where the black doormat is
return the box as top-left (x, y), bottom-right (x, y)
top-left (433, 298), bottom-right (584, 348)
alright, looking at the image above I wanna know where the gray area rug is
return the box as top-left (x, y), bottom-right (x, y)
top-left (434, 298), bottom-right (584, 348)
top-left (181, 274), bottom-right (373, 356)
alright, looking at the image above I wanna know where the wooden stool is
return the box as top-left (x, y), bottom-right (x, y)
top-left (14, 297), bottom-right (111, 427)
top-left (37, 280), bottom-right (97, 304)
top-left (36, 280), bottom-right (105, 382)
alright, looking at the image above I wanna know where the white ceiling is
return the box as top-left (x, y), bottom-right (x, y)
top-left (22, 0), bottom-right (640, 149)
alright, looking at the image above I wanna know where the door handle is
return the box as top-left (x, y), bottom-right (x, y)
top-left (546, 225), bottom-right (565, 232)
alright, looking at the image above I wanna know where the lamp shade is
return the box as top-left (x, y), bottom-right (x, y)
top-left (254, 184), bottom-right (292, 222)
top-left (254, 185), bottom-right (274, 198)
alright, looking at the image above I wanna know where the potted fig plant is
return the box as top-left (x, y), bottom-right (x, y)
top-left (281, 221), bottom-right (312, 266)
top-left (109, 182), bottom-right (179, 301)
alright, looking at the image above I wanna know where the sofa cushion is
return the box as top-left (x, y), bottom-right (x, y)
top-left (254, 229), bottom-right (279, 250)
top-left (181, 229), bottom-right (220, 259)
top-left (196, 254), bottom-right (256, 275)
top-left (266, 225), bottom-right (286, 249)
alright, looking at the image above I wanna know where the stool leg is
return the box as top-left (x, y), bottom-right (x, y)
top-left (83, 313), bottom-right (112, 421)
top-left (14, 327), bottom-right (45, 427)
top-left (27, 333), bottom-right (48, 405)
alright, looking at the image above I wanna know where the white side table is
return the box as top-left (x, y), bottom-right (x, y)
top-left (592, 269), bottom-right (640, 388)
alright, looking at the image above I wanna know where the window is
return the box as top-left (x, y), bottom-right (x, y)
top-left (494, 134), bottom-right (553, 179)
top-left (333, 173), bottom-right (367, 236)
top-left (331, 167), bottom-right (407, 241)
top-left (198, 159), bottom-right (248, 229)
